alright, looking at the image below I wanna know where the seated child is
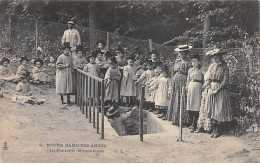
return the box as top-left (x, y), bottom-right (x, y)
top-left (31, 58), bottom-right (50, 84)
top-left (15, 56), bottom-right (31, 80)
top-left (12, 73), bottom-right (45, 105)
top-left (0, 57), bottom-right (15, 82)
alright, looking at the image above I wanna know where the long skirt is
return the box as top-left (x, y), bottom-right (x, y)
top-left (166, 73), bottom-right (191, 124)
top-left (186, 82), bottom-right (202, 111)
top-left (197, 88), bottom-right (212, 131)
top-left (205, 82), bottom-right (232, 122)
top-left (105, 80), bottom-right (119, 101)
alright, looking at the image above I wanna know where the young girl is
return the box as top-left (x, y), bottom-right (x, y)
top-left (120, 57), bottom-right (137, 107)
top-left (73, 45), bottom-right (87, 69)
top-left (95, 50), bottom-right (109, 79)
top-left (147, 68), bottom-right (162, 113)
top-left (16, 56), bottom-right (31, 80)
top-left (83, 52), bottom-right (100, 77)
top-left (186, 54), bottom-right (204, 132)
top-left (96, 40), bottom-right (107, 55)
top-left (134, 61), bottom-right (146, 106)
top-left (104, 57), bottom-right (122, 106)
top-left (12, 73), bottom-right (45, 105)
top-left (149, 67), bottom-right (170, 120)
top-left (56, 42), bottom-right (74, 105)
top-left (31, 58), bottom-right (50, 84)
top-left (136, 60), bottom-right (154, 110)
top-left (0, 57), bottom-right (15, 82)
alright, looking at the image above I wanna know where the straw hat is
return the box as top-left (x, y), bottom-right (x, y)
top-left (174, 45), bottom-right (192, 52)
top-left (205, 48), bottom-right (226, 57)
top-left (67, 21), bottom-right (74, 25)
top-left (0, 57), bottom-right (10, 65)
top-left (106, 105), bottom-right (119, 117)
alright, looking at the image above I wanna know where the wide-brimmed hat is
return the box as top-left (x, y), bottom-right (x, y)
top-left (149, 49), bottom-right (159, 55)
top-left (67, 21), bottom-right (74, 25)
top-left (131, 47), bottom-right (142, 55)
top-left (76, 45), bottom-right (83, 53)
top-left (190, 54), bottom-right (200, 61)
top-left (110, 56), bottom-right (117, 64)
top-left (96, 40), bottom-right (106, 46)
top-left (62, 42), bottom-right (72, 49)
top-left (20, 56), bottom-right (30, 63)
top-left (115, 45), bottom-right (125, 53)
top-left (0, 57), bottom-right (10, 65)
top-left (91, 50), bottom-right (103, 57)
top-left (106, 104), bottom-right (119, 117)
top-left (206, 48), bottom-right (226, 57)
top-left (34, 58), bottom-right (44, 66)
top-left (175, 45), bottom-right (192, 52)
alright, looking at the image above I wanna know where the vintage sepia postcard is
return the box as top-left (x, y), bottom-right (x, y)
top-left (0, 0), bottom-right (259, 163)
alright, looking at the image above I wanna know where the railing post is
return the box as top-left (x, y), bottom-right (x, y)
top-left (93, 79), bottom-right (96, 128)
top-left (81, 74), bottom-right (84, 112)
top-left (106, 32), bottom-right (110, 51)
top-left (101, 80), bottom-right (105, 139)
top-left (177, 87), bottom-right (184, 142)
top-left (76, 70), bottom-right (79, 106)
top-left (89, 77), bottom-right (92, 123)
top-left (79, 73), bottom-right (82, 109)
top-left (85, 76), bottom-right (88, 117)
top-left (96, 81), bottom-right (100, 133)
top-left (35, 17), bottom-right (39, 57)
top-left (148, 39), bottom-right (153, 51)
top-left (139, 86), bottom-right (144, 141)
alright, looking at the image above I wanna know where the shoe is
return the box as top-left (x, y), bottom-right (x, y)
top-left (154, 110), bottom-right (160, 114)
top-left (214, 125), bottom-right (221, 138)
top-left (157, 114), bottom-right (164, 118)
top-left (188, 125), bottom-right (194, 129)
top-left (190, 127), bottom-right (195, 133)
top-left (148, 109), bottom-right (153, 112)
top-left (162, 116), bottom-right (167, 120)
top-left (194, 128), bottom-right (202, 133)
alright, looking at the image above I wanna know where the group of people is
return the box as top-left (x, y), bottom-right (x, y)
top-left (56, 40), bottom-right (232, 139)
top-left (0, 56), bottom-right (51, 104)
top-left (0, 20), bottom-right (233, 138)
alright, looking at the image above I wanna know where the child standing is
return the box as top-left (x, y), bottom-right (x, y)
top-left (147, 68), bottom-right (162, 113)
top-left (104, 57), bottom-right (121, 106)
top-left (134, 61), bottom-right (146, 106)
top-left (56, 42), bottom-right (74, 105)
top-left (136, 60), bottom-right (154, 110)
top-left (120, 57), bottom-right (137, 107)
top-left (16, 56), bottom-right (31, 80)
top-left (73, 45), bottom-right (87, 69)
top-left (31, 58), bottom-right (50, 84)
top-left (149, 67), bottom-right (170, 120)
top-left (83, 52), bottom-right (100, 77)
top-left (12, 73), bottom-right (45, 105)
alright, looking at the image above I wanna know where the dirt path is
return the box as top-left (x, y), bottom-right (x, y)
top-left (0, 83), bottom-right (259, 163)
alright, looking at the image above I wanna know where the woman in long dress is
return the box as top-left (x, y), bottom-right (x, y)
top-left (204, 49), bottom-right (232, 138)
top-left (167, 45), bottom-right (192, 125)
top-left (186, 54), bottom-right (204, 132)
top-left (56, 42), bottom-right (74, 105)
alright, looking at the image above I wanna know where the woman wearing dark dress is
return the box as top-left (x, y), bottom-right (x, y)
top-left (167, 45), bottom-right (192, 125)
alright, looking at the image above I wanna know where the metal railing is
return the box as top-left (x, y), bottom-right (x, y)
top-left (76, 69), bottom-right (105, 139)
